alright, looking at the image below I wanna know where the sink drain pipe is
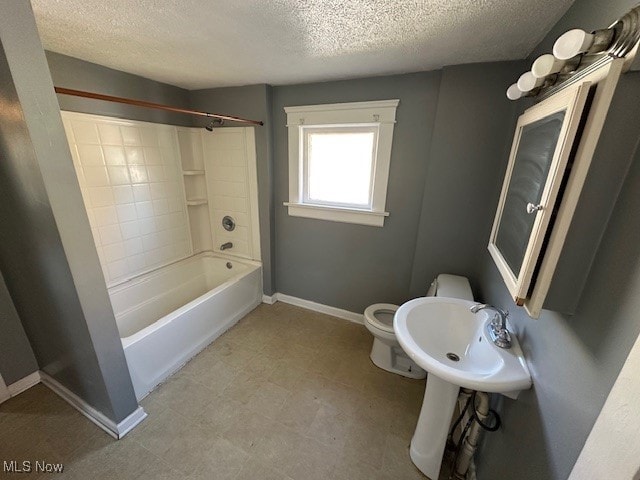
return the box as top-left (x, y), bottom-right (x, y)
top-left (448, 390), bottom-right (501, 480)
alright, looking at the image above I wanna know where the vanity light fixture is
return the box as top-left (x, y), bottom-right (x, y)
top-left (531, 54), bottom-right (566, 78)
top-left (553, 28), bottom-right (615, 60)
top-left (517, 72), bottom-right (544, 92)
top-left (506, 83), bottom-right (523, 100)
top-left (505, 4), bottom-right (640, 101)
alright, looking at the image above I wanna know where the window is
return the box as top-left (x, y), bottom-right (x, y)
top-left (284, 100), bottom-right (399, 227)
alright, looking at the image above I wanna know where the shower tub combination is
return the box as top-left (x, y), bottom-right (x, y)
top-left (109, 252), bottom-right (262, 400)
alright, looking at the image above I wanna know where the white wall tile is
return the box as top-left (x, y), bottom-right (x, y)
top-left (116, 203), bottom-right (138, 223)
top-left (124, 237), bottom-right (143, 256)
top-left (99, 225), bottom-right (123, 245)
top-left (83, 166), bottom-right (109, 187)
top-left (97, 124), bottom-right (122, 145)
top-left (152, 198), bottom-right (169, 216)
top-left (121, 126), bottom-right (142, 146)
top-left (132, 184), bottom-right (151, 202)
top-left (113, 185), bottom-right (134, 204)
top-left (72, 121), bottom-right (100, 144)
top-left (120, 221), bottom-right (141, 240)
top-left (125, 146), bottom-right (145, 165)
top-left (129, 165), bottom-right (148, 183)
top-left (147, 165), bottom-right (165, 182)
top-left (143, 147), bottom-right (161, 165)
top-left (150, 183), bottom-right (166, 200)
top-left (103, 242), bottom-right (126, 262)
top-left (93, 205), bottom-right (119, 226)
top-left (77, 145), bottom-right (105, 166)
top-left (107, 166), bottom-right (131, 185)
top-left (140, 127), bottom-right (158, 146)
top-left (88, 187), bottom-right (115, 208)
top-left (138, 218), bottom-right (156, 235)
top-left (103, 146), bottom-right (127, 166)
top-left (136, 201), bottom-right (154, 218)
top-left (63, 112), bottom-right (191, 286)
top-left (107, 259), bottom-right (129, 279)
top-left (127, 254), bottom-right (146, 272)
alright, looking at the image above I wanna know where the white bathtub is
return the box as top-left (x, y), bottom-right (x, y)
top-left (109, 252), bottom-right (262, 400)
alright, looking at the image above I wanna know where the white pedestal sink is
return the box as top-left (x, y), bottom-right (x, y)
top-left (394, 297), bottom-right (532, 479)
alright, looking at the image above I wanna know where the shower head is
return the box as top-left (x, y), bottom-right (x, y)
top-left (205, 118), bottom-right (224, 132)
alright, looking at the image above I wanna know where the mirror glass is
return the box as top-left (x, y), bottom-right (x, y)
top-left (495, 110), bottom-right (566, 275)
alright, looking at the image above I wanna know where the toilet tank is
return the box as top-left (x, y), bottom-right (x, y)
top-left (426, 274), bottom-right (473, 301)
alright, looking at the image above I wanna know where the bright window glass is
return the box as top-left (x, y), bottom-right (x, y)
top-left (304, 128), bottom-right (376, 207)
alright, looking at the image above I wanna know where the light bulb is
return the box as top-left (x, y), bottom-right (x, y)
top-left (506, 83), bottom-right (523, 100)
top-left (553, 29), bottom-right (595, 60)
top-left (517, 72), bottom-right (544, 92)
top-left (531, 54), bottom-right (566, 78)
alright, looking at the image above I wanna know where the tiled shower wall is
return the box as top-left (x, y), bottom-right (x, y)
top-left (62, 112), bottom-right (191, 286)
top-left (203, 128), bottom-right (259, 260)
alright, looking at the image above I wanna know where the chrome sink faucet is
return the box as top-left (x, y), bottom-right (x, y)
top-left (470, 304), bottom-right (512, 349)
top-left (220, 242), bottom-right (233, 251)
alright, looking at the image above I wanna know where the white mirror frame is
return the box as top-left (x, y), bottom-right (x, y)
top-left (489, 58), bottom-right (624, 317)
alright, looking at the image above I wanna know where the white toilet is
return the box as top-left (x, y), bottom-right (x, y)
top-left (363, 274), bottom-right (474, 379)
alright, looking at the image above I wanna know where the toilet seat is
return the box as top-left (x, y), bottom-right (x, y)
top-left (364, 303), bottom-right (398, 334)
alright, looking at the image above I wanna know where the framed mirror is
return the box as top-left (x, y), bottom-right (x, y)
top-left (488, 82), bottom-right (591, 305)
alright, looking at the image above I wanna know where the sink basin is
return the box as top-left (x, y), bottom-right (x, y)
top-left (393, 297), bottom-right (531, 479)
top-left (394, 297), bottom-right (531, 393)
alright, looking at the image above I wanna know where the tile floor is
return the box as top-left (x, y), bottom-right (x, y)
top-left (0, 303), bottom-right (453, 479)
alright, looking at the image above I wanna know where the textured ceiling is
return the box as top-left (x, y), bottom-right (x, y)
top-left (31, 0), bottom-right (575, 90)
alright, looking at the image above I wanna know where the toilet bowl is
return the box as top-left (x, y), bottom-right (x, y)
top-left (364, 274), bottom-right (474, 379)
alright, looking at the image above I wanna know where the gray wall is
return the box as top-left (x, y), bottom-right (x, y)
top-left (189, 85), bottom-right (275, 295)
top-left (0, 1), bottom-right (138, 422)
top-left (46, 51), bottom-right (192, 126)
top-left (0, 272), bottom-right (37, 385)
top-left (474, 1), bottom-right (640, 478)
top-left (272, 72), bottom-right (442, 312)
top-left (409, 61), bottom-right (522, 298)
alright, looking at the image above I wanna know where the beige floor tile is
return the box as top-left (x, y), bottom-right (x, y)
top-left (253, 423), bottom-right (306, 466)
top-left (181, 357), bottom-right (239, 395)
top-left (127, 408), bottom-right (194, 456)
top-left (274, 391), bottom-right (322, 434)
top-left (5, 302), bottom-right (430, 480)
top-left (381, 432), bottom-right (429, 479)
top-left (266, 362), bottom-right (306, 391)
top-left (244, 381), bottom-right (291, 420)
top-left (332, 454), bottom-right (388, 480)
top-left (221, 407), bottom-right (274, 452)
top-left (235, 458), bottom-right (293, 480)
top-left (219, 371), bottom-right (266, 405)
top-left (207, 339), bottom-right (259, 368)
top-left (305, 403), bottom-right (352, 450)
top-left (189, 436), bottom-right (249, 480)
top-left (342, 418), bottom-right (388, 469)
top-left (196, 398), bottom-right (245, 433)
top-left (152, 374), bottom-right (215, 420)
top-left (279, 435), bottom-right (340, 480)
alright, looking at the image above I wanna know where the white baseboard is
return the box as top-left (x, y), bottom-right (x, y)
top-left (262, 293), bottom-right (278, 304)
top-left (39, 371), bottom-right (147, 439)
top-left (7, 371), bottom-right (41, 397)
top-left (269, 292), bottom-right (364, 324)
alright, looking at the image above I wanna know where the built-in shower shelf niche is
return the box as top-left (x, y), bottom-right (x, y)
top-left (177, 126), bottom-right (261, 262)
top-left (186, 198), bottom-right (208, 206)
top-left (177, 127), bottom-right (212, 253)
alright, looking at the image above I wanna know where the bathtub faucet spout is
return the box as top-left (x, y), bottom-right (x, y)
top-left (220, 242), bottom-right (233, 251)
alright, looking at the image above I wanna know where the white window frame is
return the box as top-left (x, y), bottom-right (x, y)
top-left (284, 100), bottom-right (399, 227)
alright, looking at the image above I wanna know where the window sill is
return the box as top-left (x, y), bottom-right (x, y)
top-left (284, 202), bottom-right (389, 227)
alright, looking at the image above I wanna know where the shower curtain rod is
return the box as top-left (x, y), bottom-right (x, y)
top-left (54, 87), bottom-right (264, 126)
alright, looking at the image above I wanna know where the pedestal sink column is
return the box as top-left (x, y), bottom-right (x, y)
top-left (410, 374), bottom-right (460, 479)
